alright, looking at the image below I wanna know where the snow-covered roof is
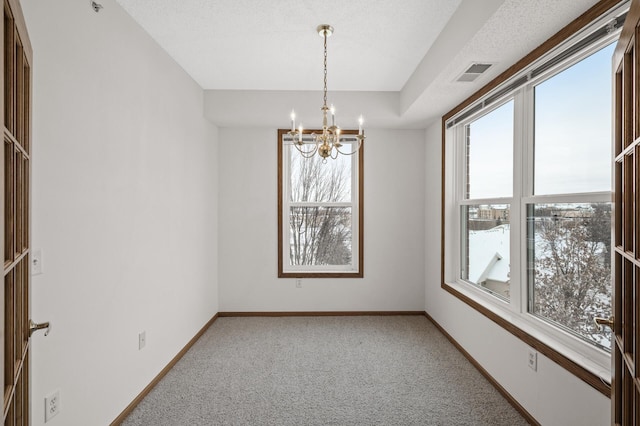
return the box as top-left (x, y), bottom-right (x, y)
top-left (468, 224), bottom-right (510, 284)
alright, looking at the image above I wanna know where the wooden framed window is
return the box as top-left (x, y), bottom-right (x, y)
top-left (277, 129), bottom-right (363, 278)
top-left (442, 0), bottom-right (628, 396)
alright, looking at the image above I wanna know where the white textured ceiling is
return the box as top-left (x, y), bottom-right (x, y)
top-left (114, 0), bottom-right (608, 127)
top-left (114, 0), bottom-right (463, 91)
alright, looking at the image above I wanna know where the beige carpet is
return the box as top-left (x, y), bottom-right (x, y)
top-left (122, 315), bottom-right (529, 425)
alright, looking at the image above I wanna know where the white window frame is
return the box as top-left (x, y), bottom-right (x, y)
top-left (278, 129), bottom-right (363, 278)
top-left (443, 4), bottom-right (626, 379)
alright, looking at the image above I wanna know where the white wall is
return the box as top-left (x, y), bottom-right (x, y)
top-left (424, 121), bottom-right (611, 426)
top-left (18, 0), bottom-right (608, 424)
top-left (22, 1), bottom-right (219, 425)
top-left (218, 127), bottom-right (425, 311)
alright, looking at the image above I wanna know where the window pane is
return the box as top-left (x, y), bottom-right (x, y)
top-left (527, 203), bottom-right (612, 350)
top-left (466, 101), bottom-right (513, 199)
top-left (289, 206), bottom-right (352, 266)
top-left (279, 129), bottom-right (362, 277)
top-left (534, 43), bottom-right (614, 195)
top-left (289, 145), bottom-right (351, 203)
top-left (462, 204), bottom-right (511, 300)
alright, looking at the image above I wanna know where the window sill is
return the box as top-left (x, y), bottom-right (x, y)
top-left (441, 279), bottom-right (611, 397)
top-left (278, 271), bottom-right (363, 279)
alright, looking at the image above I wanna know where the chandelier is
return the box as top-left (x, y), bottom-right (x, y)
top-left (288, 25), bottom-right (365, 160)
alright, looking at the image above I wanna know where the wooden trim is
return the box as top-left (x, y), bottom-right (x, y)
top-left (277, 128), bottom-right (364, 278)
top-left (614, 0), bottom-right (640, 66)
top-left (440, 0), bottom-right (619, 400)
top-left (4, 0), bottom-right (29, 63)
top-left (277, 272), bottom-right (364, 278)
top-left (277, 129), bottom-right (285, 277)
top-left (612, 2), bottom-right (640, 421)
top-left (218, 311), bottom-right (425, 317)
top-left (440, 117), bottom-right (446, 288)
top-left (0, 12), bottom-right (5, 415)
top-left (443, 0), bottom-right (623, 123)
top-left (109, 314), bottom-right (219, 426)
top-left (441, 284), bottom-right (611, 397)
top-left (423, 311), bottom-right (541, 426)
top-left (2, 0), bottom-right (29, 421)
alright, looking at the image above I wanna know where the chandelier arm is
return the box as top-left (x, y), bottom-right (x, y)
top-left (293, 141), bottom-right (319, 158)
top-left (334, 139), bottom-right (363, 156)
top-left (330, 147), bottom-right (339, 160)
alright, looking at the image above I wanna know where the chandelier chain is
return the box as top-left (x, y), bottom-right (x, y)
top-left (323, 31), bottom-right (328, 108)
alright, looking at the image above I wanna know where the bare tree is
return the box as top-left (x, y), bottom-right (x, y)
top-left (289, 151), bottom-right (352, 266)
top-left (532, 212), bottom-right (611, 347)
top-left (585, 203), bottom-right (612, 268)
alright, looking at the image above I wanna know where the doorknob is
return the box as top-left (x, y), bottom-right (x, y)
top-left (29, 319), bottom-right (50, 337)
top-left (594, 316), bottom-right (614, 331)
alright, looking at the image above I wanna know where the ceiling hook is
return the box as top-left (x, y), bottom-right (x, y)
top-left (90, 1), bottom-right (103, 13)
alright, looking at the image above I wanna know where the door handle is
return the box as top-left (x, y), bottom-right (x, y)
top-left (29, 319), bottom-right (50, 337)
top-left (594, 316), bottom-right (614, 331)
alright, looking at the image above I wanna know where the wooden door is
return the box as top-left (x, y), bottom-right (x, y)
top-left (1, 1), bottom-right (30, 425)
top-left (613, 1), bottom-right (640, 424)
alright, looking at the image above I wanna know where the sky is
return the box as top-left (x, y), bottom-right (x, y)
top-left (467, 42), bottom-right (614, 199)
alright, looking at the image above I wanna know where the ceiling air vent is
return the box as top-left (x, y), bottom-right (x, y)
top-left (456, 63), bottom-right (493, 83)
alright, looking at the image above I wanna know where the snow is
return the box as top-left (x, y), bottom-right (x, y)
top-left (468, 224), bottom-right (510, 284)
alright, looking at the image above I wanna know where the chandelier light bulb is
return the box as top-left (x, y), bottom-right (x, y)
top-left (290, 110), bottom-right (296, 132)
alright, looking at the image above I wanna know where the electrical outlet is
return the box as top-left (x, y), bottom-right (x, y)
top-left (295, 279), bottom-right (302, 288)
top-left (139, 331), bottom-right (146, 350)
top-left (528, 348), bottom-right (537, 371)
top-left (44, 389), bottom-right (60, 422)
top-left (32, 248), bottom-right (43, 275)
